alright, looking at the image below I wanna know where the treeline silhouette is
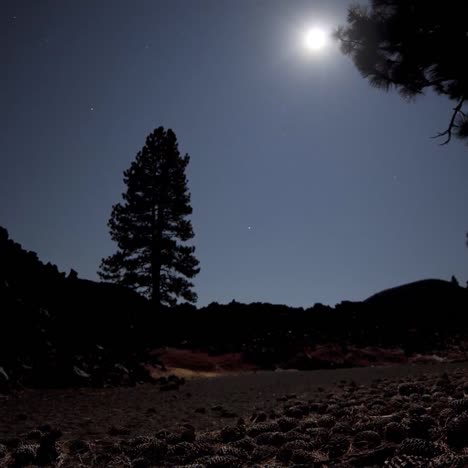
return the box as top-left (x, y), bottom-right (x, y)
top-left (2, 225), bottom-right (468, 388)
top-left (160, 279), bottom-right (468, 368)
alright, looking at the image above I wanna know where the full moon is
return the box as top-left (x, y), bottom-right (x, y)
top-left (304, 27), bottom-right (327, 51)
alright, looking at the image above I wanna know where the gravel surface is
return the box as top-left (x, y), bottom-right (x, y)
top-left (2, 362), bottom-right (468, 467)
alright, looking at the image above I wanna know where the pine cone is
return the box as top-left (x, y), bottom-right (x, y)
top-left (201, 454), bottom-right (243, 467)
top-left (326, 433), bottom-right (350, 459)
top-left (331, 421), bottom-right (354, 435)
top-left (404, 414), bottom-right (436, 439)
top-left (247, 421), bottom-right (280, 437)
top-left (384, 454), bottom-right (431, 468)
top-left (431, 452), bottom-right (468, 467)
top-left (397, 438), bottom-right (438, 458)
top-left (277, 416), bottom-right (299, 431)
top-left (317, 414), bottom-right (336, 428)
top-left (216, 445), bottom-right (249, 460)
top-left (13, 445), bottom-right (37, 467)
top-left (446, 411), bottom-right (468, 448)
top-left (284, 402), bottom-right (309, 418)
top-left (449, 398), bottom-right (468, 412)
top-left (306, 426), bottom-right (330, 444)
top-left (438, 407), bottom-right (455, 426)
top-left (125, 436), bottom-right (153, 447)
top-left (230, 437), bottom-right (256, 452)
top-left (291, 449), bottom-right (323, 464)
top-left (282, 429), bottom-right (311, 442)
top-left (385, 422), bottom-right (408, 443)
top-left (255, 431), bottom-right (286, 447)
top-left (220, 425), bottom-right (245, 443)
top-left (281, 440), bottom-right (311, 452)
top-left (408, 404), bottom-right (426, 416)
top-left (353, 430), bottom-right (382, 449)
top-left (133, 438), bottom-right (168, 462)
top-left (250, 445), bottom-right (277, 462)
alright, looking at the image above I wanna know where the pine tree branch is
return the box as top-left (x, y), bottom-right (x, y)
top-left (432, 96), bottom-right (466, 145)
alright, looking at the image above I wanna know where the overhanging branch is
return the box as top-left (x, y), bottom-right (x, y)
top-left (432, 96), bottom-right (466, 145)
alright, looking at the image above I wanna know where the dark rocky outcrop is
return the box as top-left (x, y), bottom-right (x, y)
top-left (0, 226), bottom-right (155, 389)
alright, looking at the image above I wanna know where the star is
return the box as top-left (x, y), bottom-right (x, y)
top-left (90, 107), bottom-right (94, 111)
top-left (247, 226), bottom-right (252, 230)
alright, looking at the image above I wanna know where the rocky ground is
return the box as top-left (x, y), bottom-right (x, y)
top-left (2, 363), bottom-right (468, 467)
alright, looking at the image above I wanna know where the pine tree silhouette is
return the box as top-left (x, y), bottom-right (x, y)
top-left (99, 127), bottom-right (200, 308)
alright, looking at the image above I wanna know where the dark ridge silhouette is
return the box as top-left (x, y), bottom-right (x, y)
top-left (365, 278), bottom-right (468, 307)
top-left (2, 225), bottom-right (468, 389)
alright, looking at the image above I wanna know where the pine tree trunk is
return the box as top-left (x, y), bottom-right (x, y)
top-left (151, 249), bottom-right (161, 309)
top-left (151, 204), bottom-right (163, 311)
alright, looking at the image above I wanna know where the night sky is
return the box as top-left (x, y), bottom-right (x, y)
top-left (3, 0), bottom-right (468, 307)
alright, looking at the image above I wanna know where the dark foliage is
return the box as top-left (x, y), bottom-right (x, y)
top-left (0, 226), bottom-right (153, 389)
top-left (98, 126), bottom-right (200, 307)
top-left (335, 0), bottom-right (468, 144)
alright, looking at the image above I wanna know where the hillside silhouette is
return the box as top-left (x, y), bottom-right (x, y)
top-left (0, 226), bottom-right (156, 389)
top-left (365, 279), bottom-right (467, 308)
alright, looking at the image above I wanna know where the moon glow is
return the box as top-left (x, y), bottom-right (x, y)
top-left (304, 27), bottom-right (327, 51)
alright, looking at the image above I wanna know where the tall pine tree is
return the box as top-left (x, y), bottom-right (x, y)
top-left (99, 127), bottom-right (200, 307)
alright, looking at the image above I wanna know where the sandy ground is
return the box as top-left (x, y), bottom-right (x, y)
top-left (150, 348), bottom-right (258, 376)
top-left (2, 361), bottom-right (468, 444)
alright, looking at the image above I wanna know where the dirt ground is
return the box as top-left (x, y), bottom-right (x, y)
top-left (2, 361), bottom-right (468, 443)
